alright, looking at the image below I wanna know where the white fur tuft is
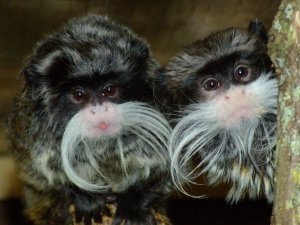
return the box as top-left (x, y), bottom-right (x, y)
top-left (61, 102), bottom-right (171, 192)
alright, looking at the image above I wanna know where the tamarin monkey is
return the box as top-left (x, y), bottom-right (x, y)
top-left (7, 14), bottom-right (172, 225)
top-left (156, 21), bottom-right (277, 203)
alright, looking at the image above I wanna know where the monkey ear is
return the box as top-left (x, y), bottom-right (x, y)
top-left (248, 21), bottom-right (268, 44)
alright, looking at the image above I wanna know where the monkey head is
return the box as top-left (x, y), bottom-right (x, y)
top-left (160, 21), bottom-right (278, 202)
top-left (20, 15), bottom-right (171, 193)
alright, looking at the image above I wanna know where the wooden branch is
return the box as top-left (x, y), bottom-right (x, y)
top-left (268, 0), bottom-right (300, 224)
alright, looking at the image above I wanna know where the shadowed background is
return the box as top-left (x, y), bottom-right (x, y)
top-left (0, 0), bottom-right (280, 224)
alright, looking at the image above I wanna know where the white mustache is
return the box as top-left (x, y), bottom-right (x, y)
top-left (61, 102), bottom-right (172, 192)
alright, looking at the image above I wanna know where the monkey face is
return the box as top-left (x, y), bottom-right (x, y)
top-left (55, 70), bottom-right (153, 139)
top-left (22, 15), bottom-right (171, 192)
top-left (193, 52), bottom-right (275, 128)
top-left (164, 22), bottom-right (277, 202)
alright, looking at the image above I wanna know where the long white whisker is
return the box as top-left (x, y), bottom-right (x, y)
top-left (117, 138), bottom-right (128, 176)
top-left (61, 101), bottom-right (171, 192)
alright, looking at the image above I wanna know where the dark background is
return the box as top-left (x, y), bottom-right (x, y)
top-left (0, 1), bottom-right (280, 224)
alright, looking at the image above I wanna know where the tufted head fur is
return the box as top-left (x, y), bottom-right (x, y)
top-left (158, 21), bottom-right (277, 202)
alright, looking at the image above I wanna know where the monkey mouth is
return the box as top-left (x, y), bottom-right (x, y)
top-left (214, 88), bottom-right (266, 128)
top-left (85, 122), bottom-right (121, 138)
top-left (98, 122), bottom-right (109, 130)
top-left (219, 104), bottom-right (265, 128)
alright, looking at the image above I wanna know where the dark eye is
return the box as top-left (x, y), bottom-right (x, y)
top-left (203, 78), bottom-right (221, 91)
top-left (234, 65), bottom-right (252, 83)
top-left (70, 88), bottom-right (88, 103)
top-left (101, 84), bottom-right (118, 97)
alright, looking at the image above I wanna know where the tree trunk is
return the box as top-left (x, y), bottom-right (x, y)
top-left (269, 0), bottom-right (300, 224)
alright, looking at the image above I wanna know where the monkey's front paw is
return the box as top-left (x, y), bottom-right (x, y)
top-left (70, 198), bottom-right (111, 225)
top-left (112, 208), bottom-right (156, 225)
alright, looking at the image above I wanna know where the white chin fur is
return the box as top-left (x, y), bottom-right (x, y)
top-left (61, 102), bottom-right (171, 192)
top-left (169, 73), bottom-right (278, 199)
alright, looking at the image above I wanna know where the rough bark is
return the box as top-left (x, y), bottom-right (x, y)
top-left (268, 0), bottom-right (300, 224)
